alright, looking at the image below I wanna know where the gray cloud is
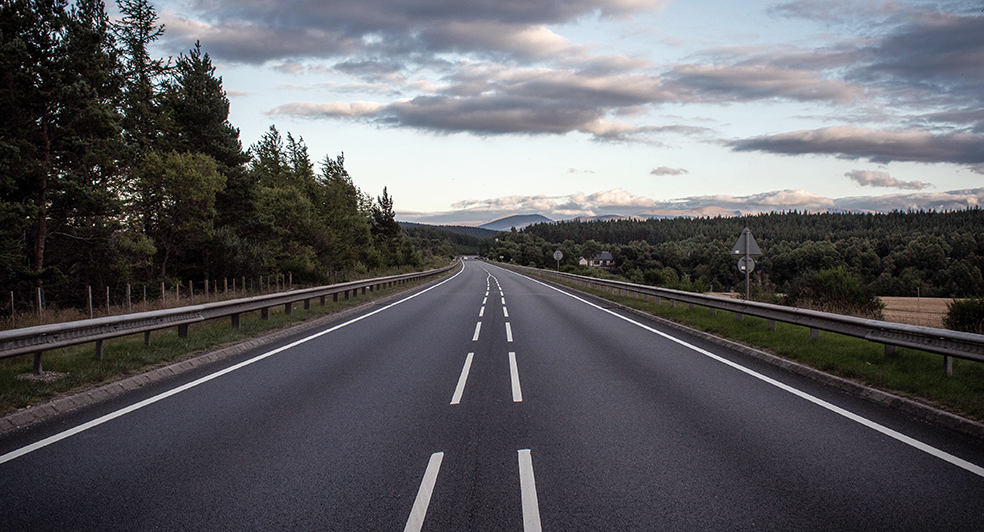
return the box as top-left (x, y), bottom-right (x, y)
top-left (730, 126), bottom-right (984, 166)
top-left (650, 166), bottom-right (688, 176)
top-left (664, 63), bottom-right (865, 105)
top-left (844, 169), bottom-right (930, 190)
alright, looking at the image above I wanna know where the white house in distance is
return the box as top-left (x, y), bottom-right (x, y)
top-left (579, 251), bottom-right (615, 269)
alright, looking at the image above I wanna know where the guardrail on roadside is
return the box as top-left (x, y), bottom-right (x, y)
top-left (1, 262), bottom-right (459, 373)
top-left (496, 262), bottom-right (984, 376)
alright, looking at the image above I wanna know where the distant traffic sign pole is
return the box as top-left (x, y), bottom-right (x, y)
top-left (553, 250), bottom-right (563, 271)
top-left (732, 227), bottom-right (762, 300)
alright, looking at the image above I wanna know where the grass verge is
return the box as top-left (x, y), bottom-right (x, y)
top-left (0, 275), bottom-right (442, 416)
top-left (547, 276), bottom-right (984, 423)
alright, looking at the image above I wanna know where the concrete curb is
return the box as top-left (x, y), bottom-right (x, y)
top-left (0, 270), bottom-right (455, 437)
top-left (537, 274), bottom-right (984, 441)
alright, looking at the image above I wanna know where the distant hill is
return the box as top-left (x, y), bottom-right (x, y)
top-left (479, 214), bottom-right (553, 231)
top-left (400, 222), bottom-right (498, 239)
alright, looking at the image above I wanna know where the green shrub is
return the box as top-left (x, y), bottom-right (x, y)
top-left (784, 267), bottom-right (884, 318)
top-left (943, 298), bottom-right (984, 334)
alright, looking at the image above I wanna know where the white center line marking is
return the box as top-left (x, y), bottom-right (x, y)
top-left (501, 297), bottom-right (506, 305)
top-left (516, 271), bottom-right (984, 479)
top-left (482, 297), bottom-right (487, 305)
top-left (502, 307), bottom-right (509, 318)
top-left (509, 352), bottom-right (523, 402)
top-left (505, 322), bottom-right (513, 342)
top-left (473, 322), bottom-right (482, 341)
top-left (518, 449), bottom-right (542, 532)
top-left (451, 353), bottom-right (475, 404)
top-left (404, 452), bottom-right (445, 532)
top-left (479, 307), bottom-right (485, 317)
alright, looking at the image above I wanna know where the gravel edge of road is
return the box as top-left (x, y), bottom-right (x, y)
top-left (540, 275), bottom-right (984, 442)
top-left (0, 270), bottom-right (456, 437)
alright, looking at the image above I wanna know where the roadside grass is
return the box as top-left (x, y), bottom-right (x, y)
top-left (0, 276), bottom-right (438, 416)
top-left (555, 279), bottom-right (984, 422)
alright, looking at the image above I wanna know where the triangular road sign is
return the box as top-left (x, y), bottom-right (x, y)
top-left (732, 227), bottom-right (762, 257)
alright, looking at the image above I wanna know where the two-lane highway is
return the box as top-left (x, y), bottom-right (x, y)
top-left (2, 258), bottom-right (983, 530)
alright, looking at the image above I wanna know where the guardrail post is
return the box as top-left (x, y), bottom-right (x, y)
top-left (655, 296), bottom-right (661, 305)
top-left (144, 331), bottom-right (151, 346)
top-left (284, 302), bottom-right (292, 315)
top-left (33, 351), bottom-right (42, 374)
top-left (884, 344), bottom-right (897, 357)
top-left (688, 303), bottom-right (695, 309)
top-left (320, 295), bottom-right (326, 306)
top-left (709, 308), bottom-right (717, 315)
top-left (944, 356), bottom-right (953, 376)
top-left (344, 290), bottom-right (349, 300)
top-left (735, 312), bottom-right (743, 321)
top-left (231, 313), bottom-right (240, 329)
top-left (361, 287), bottom-right (366, 295)
top-left (768, 319), bottom-right (776, 331)
top-left (95, 340), bottom-right (104, 360)
top-left (304, 299), bottom-right (310, 310)
top-left (333, 293), bottom-right (338, 302)
top-left (669, 300), bottom-right (675, 308)
top-left (261, 307), bottom-right (269, 320)
top-left (178, 324), bottom-right (189, 338)
top-left (810, 328), bottom-right (820, 339)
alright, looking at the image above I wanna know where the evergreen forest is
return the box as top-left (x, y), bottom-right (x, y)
top-left (482, 210), bottom-right (984, 300)
top-left (1, 0), bottom-right (453, 316)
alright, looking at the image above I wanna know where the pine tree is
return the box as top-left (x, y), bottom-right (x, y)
top-left (114, 0), bottom-right (168, 157)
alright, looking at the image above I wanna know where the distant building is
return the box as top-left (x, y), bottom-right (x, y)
top-left (579, 251), bottom-right (614, 268)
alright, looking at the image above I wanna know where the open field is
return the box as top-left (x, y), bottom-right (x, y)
top-left (880, 297), bottom-right (952, 328)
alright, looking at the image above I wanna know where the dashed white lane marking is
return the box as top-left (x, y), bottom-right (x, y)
top-left (501, 297), bottom-right (506, 305)
top-left (509, 352), bottom-right (523, 402)
top-left (479, 307), bottom-right (485, 317)
top-left (404, 452), bottom-right (445, 532)
top-left (518, 449), bottom-right (542, 532)
top-left (502, 307), bottom-right (509, 318)
top-left (515, 271), bottom-right (984, 480)
top-left (472, 322), bottom-right (483, 341)
top-left (451, 353), bottom-right (475, 405)
top-left (505, 322), bottom-right (513, 342)
top-left (482, 297), bottom-right (487, 305)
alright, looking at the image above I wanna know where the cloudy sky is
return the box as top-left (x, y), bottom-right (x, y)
top-left (152, 0), bottom-right (984, 224)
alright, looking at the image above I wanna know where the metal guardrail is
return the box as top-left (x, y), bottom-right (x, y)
top-left (498, 262), bottom-right (984, 374)
top-left (1, 262), bottom-right (459, 372)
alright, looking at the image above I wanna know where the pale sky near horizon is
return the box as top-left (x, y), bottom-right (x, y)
top-left (147, 0), bottom-right (984, 225)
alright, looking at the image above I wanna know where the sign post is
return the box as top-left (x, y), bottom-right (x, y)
top-left (553, 250), bottom-right (564, 271)
top-left (732, 227), bottom-right (762, 300)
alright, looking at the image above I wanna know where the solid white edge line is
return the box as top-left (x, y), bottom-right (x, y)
top-left (451, 353), bottom-right (475, 405)
top-left (0, 265), bottom-right (467, 466)
top-left (404, 451), bottom-right (445, 532)
top-left (472, 322), bottom-right (483, 341)
top-left (509, 352), bottom-right (523, 402)
top-left (505, 322), bottom-right (513, 343)
top-left (508, 268), bottom-right (984, 479)
top-left (503, 307), bottom-right (509, 318)
top-left (518, 449), bottom-right (542, 532)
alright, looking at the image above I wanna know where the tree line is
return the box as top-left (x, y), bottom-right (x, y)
top-left (483, 210), bottom-right (984, 299)
top-left (1, 0), bottom-right (427, 314)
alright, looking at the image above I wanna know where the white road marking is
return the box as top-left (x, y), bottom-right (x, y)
top-left (479, 307), bottom-right (485, 317)
top-left (509, 352), bottom-right (523, 402)
top-left (515, 271), bottom-right (984, 479)
top-left (501, 297), bottom-right (506, 305)
top-left (502, 307), bottom-right (509, 318)
top-left (473, 322), bottom-right (483, 341)
top-left (404, 452), bottom-right (445, 532)
top-left (518, 449), bottom-right (542, 532)
top-left (0, 265), bottom-right (467, 466)
top-left (451, 353), bottom-right (475, 405)
top-left (482, 297), bottom-right (487, 305)
top-left (505, 322), bottom-right (513, 342)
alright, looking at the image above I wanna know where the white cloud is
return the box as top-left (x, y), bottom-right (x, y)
top-left (844, 169), bottom-right (930, 190)
top-left (650, 166), bottom-right (688, 176)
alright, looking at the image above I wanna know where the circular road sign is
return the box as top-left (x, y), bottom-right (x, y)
top-left (553, 250), bottom-right (563, 261)
top-left (737, 257), bottom-right (755, 273)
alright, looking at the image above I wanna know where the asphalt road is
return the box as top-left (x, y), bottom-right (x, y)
top-left (2, 258), bottom-right (984, 531)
